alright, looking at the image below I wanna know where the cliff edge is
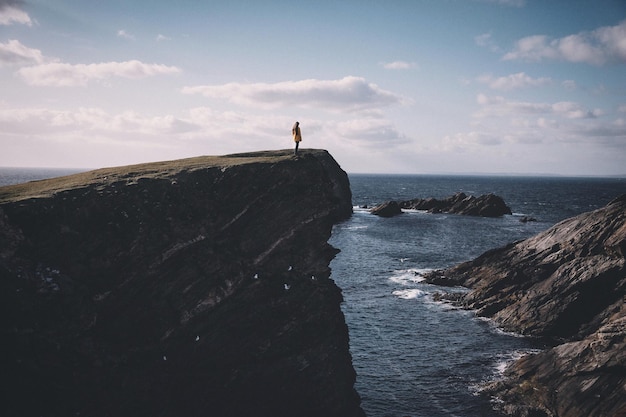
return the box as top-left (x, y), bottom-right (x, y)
top-left (1, 149), bottom-right (364, 417)
top-left (425, 195), bottom-right (626, 417)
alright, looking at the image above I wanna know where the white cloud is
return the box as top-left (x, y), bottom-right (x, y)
top-left (0, 1), bottom-right (32, 26)
top-left (562, 80), bottom-right (577, 90)
top-left (475, 32), bottom-right (501, 52)
top-left (382, 61), bottom-right (418, 70)
top-left (334, 118), bottom-right (409, 147)
top-left (0, 106), bottom-right (199, 137)
top-left (552, 101), bottom-right (603, 119)
top-left (504, 19), bottom-right (626, 65)
top-left (17, 60), bottom-right (181, 86)
top-left (0, 39), bottom-right (45, 66)
top-left (117, 29), bottom-right (135, 40)
top-left (477, 72), bottom-right (552, 90)
top-left (0, 105), bottom-right (308, 149)
top-left (181, 76), bottom-right (408, 112)
top-left (537, 117), bottom-right (558, 129)
top-left (0, 103), bottom-right (412, 168)
top-left (156, 34), bottom-right (171, 42)
top-left (441, 131), bottom-right (504, 152)
top-left (475, 94), bottom-right (603, 120)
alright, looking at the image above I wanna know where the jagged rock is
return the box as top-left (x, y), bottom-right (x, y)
top-left (370, 200), bottom-right (402, 217)
top-left (425, 194), bottom-right (626, 417)
top-left (0, 149), bottom-right (364, 417)
top-left (399, 192), bottom-right (512, 217)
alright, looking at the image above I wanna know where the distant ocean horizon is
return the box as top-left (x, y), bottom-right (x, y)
top-left (0, 167), bottom-right (88, 187)
top-left (2, 166), bottom-right (625, 188)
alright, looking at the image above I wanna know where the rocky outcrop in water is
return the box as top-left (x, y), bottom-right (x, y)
top-left (371, 192), bottom-right (511, 218)
top-left (370, 200), bottom-right (402, 217)
top-left (0, 149), bottom-right (364, 417)
top-left (425, 195), bottom-right (626, 417)
top-left (400, 192), bottom-right (511, 217)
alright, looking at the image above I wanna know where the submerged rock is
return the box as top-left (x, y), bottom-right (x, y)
top-left (399, 192), bottom-right (512, 217)
top-left (0, 149), bottom-right (364, 417)
top-left (425, 194), bottom-right (626, 417)
top-left (519, 215), bottom-right (537, 223)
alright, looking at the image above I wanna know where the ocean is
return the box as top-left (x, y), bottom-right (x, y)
top-left (0, 167), bottom-right (86, 187)
top-left (330, 174), bottom-right (626, 417)
top-left (2, 169), bottom-right (625, 416)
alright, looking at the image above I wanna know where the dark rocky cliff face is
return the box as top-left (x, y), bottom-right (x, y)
top-left (425, 195), bottom-right (626, 417)
top-left (1, 149), bottom-right (364, 417)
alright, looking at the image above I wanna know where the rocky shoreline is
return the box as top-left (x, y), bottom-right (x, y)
top-left (1, 149), bottom-right (364, 417)
top-left (424, 194), bottom-right (626, 417)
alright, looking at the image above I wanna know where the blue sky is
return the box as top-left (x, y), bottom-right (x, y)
top-left (1, 0), bottom-right (625, 175)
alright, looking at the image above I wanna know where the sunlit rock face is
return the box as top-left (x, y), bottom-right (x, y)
top-left (1, 149), bottom-right (364, 417)
top-left (425, 195), bottom-right (626, 417)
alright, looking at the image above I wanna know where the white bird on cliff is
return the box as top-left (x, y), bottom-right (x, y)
top-left (284, 283), bottom-right (291, 290)
top-left (195, 335), bottom-right (200, 342)
top-left (253, 273), bottom-right (259, 279)
top-left (288, 265), bottom-right (293, 271)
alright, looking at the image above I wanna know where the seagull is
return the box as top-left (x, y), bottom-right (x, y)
top-left (288, 266), bottom-right (293, 271)
top-left (311, 275), bottom-right (316, 280)
top-left (195, 335), bottom-right (200, 342)
top-left (284, 283), bottom-right (291, 291)
top-left (253, 273), bottom-right (259, 279)
top-left (163, 356), bottom-right (167, 361)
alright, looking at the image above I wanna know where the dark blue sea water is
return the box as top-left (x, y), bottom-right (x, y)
top-left (2, 169), bottom-right (625, 416)
top-left (0, 167), bottom-right (85, 187)
top-left (330, 174), bottom-right (626, 417)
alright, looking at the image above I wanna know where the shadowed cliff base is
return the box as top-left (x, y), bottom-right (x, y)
top-left (425, 195), bottom-right (626, 417)
top-left (1, 149), bottom-right (364, 417)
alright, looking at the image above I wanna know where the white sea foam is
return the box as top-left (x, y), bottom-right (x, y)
top-left (388, 268), bottom-right (431, 285)
top-left (493, 349), bottom-right (543, 376)
top-left (392, 289), bottom-right (425, 299)
top-left (345, 225), bottom-right (369, 230)
top-left (400, 208), bottom-right (427, 214)
top-left (475, 316), bottom-right (528, 338)
top-left (426, 298), bottom-right (463, 311)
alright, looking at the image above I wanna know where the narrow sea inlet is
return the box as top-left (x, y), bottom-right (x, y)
top-left (330, 174), bottom-right (625, 417)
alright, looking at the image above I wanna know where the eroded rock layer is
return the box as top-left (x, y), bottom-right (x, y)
top-left (1, 149), bottom-right (364, 417)
top-left (425, 195), bottom-right (626, 417)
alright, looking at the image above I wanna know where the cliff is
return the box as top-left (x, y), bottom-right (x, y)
top-left (1, 149), bottom-right (364, 417)
top-left (425, 195), bottom-right (626, 417)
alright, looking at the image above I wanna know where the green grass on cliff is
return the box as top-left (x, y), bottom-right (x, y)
top-left (0, 149), bottom-right (316, 203)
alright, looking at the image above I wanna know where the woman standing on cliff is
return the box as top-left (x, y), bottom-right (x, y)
top-left (292, 121), bottom-right (302, 156)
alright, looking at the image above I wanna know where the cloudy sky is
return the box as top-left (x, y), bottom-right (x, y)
top-left (1, 0), bottom-right (625, 175)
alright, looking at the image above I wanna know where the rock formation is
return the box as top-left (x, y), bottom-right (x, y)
top-left (424, 195), bottom-right (626, 417)
top-left (370, 192), bottom-right (512, 218)
top-left (370, 200), bottom-right (402, 217)
top-left (1, 149), bottom-right (364, 417)
top-left (400, 192), bottom-right (512, 217)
